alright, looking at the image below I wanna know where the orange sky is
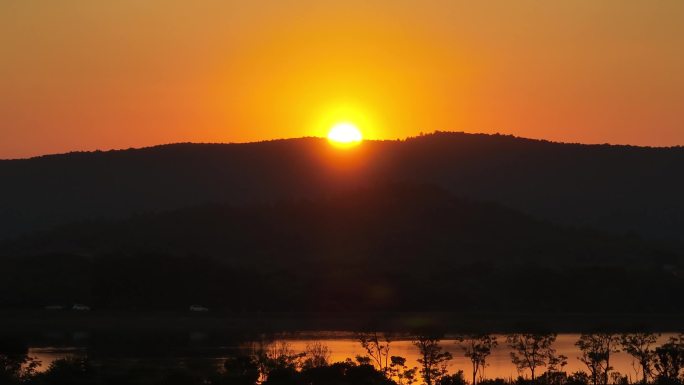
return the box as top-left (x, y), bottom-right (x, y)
top-left (1, 1), bottom-right (683, 158)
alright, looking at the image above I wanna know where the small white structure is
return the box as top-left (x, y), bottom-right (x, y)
top-left (189, 305), bottom-right (209, 312)
top-left (72, 304), bottom-right (91, 311)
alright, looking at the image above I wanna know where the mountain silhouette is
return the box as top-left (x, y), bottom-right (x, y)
top-left (2, 132), bottom-right (683, 243)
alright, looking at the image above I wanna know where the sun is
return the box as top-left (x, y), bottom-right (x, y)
top-left (327, 122), bottom-right (363, 146)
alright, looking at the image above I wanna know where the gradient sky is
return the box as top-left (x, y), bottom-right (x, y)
top-left (1, 1), bottom-right (683, 158)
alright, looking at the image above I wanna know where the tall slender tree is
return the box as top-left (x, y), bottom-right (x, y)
top-left (576, 333), bottom-right (620, 385)
top-left (620, 333), bottom-right (659, 383)
top-left (456, 334), bottom-right (498, 385)
top-left (413, 334), bottom-right (453, 385)
top-left (356, 332), bottom-right (393, 376)
top-left (507, 333), bottom-right (558, 381)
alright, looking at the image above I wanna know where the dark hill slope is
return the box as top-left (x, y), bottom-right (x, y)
top-left (1, 132), bottom-right (683, 241)
top-left (1, 184), bottom-right (670, 267)
top-left (0, 185), bottom-right (681, 313)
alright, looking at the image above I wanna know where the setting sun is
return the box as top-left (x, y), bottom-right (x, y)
top-left (327, 123), bottom-right (363, 146)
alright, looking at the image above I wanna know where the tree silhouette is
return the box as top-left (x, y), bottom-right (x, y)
top-left (250, 340), bottom-right (305, 382)
top-left (438, 370), bottom-right (468, 385)
top-left (303, 342), bottom-right (332, 369)
top-left (357, 332), bottom-right (393, 376)
top-left (619, 333), bottom-right (659, 383)
top-left (222, 356), bottom-right (260, 385)
top-left (37, 356), bottom-right (94, 385)
top-left (389, 356), bottom-right (418, 385)
top-left (653, 334), bottom-right (684, 384)
top-left (456, 334), bottom-right (498, 385)
top-left (413, 334), bottom-right (453, 385)
top-left (506, 333), bottom-right (558, 381)
top-left (576, 334), bottom-right (620, 385)
top-left (0, 341), bottom-right (40, 385)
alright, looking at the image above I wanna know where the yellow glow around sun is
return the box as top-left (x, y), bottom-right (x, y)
top-left (314, 102), bottom-right (376, 145)
top-left (327, 122), bottom-right (363, 146)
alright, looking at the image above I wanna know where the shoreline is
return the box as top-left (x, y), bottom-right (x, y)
top-left (1, 311), bottom-right (682, 334)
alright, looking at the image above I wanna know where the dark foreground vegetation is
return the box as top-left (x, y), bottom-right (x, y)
top-left (2, 332), bottom-right (684, 385)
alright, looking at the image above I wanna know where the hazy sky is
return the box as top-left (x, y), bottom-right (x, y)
top-left (1, 1), bottom-right (683, 158)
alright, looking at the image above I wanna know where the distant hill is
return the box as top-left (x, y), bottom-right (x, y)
top-left (0, 184), bottom-right (681, 313)
top-left (1, 132), bottom-right (684, 242)
top-left (1, 183), bottom-right (669, 266)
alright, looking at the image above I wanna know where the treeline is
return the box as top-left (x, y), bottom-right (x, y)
top-left (348, 332), bottom-right (684, 385)
top-left (3, 332), bottom-right (684, 385)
